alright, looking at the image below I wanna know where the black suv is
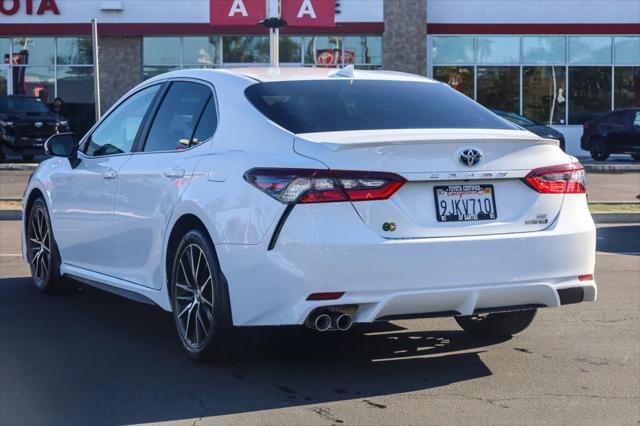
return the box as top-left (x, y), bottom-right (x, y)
top-left (581, 108), bottom-right (640, 161)
top-left (0, 96), bottom-right (70, 162)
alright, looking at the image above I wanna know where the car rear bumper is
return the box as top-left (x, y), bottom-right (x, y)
top-left (216, 195), bottom-right (596, 326)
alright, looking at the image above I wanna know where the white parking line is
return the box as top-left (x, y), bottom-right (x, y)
top-left (0, 253), bottom-right (22, 257)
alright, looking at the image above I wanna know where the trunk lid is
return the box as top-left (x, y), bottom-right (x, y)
top-left (294, 128), bottom-right (571, 238)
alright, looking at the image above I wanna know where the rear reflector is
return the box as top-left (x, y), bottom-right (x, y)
top-left (524, 163), bottom-right (586, 194)
top-left (578, 274), bottom-right (594, 281)
top-left (306, 292), bottom-right (345, 301)
top-left (244, 168), bottom-right (405, 204)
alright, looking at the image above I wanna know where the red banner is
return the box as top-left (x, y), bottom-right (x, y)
top-left (282, 0), bottom-right (335, 27)
top-left (210, 0), bottom-right (266, 26)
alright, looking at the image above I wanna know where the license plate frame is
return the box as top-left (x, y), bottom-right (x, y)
top-left (433, 184), bottom-right (497, 222)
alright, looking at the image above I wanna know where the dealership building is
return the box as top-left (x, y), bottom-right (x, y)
top-left (1, 0), bottom-right (638, 154)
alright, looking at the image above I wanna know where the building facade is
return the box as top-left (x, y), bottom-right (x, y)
top-left (1, 0), bottom-right (638, 154)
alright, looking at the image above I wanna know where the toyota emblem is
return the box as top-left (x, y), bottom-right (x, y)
top-left (458, 148), bottom-right (483, 167)
top-left (34, 121), bottom-right (43, 128)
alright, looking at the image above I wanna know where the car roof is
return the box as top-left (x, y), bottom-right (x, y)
top-left (154, 66), bottom-right (438, 84)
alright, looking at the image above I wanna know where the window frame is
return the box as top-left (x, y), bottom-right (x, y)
top-left (79, 82), bottom-right (164, 159)
top-left (133, 77), bottom-right (220, 155)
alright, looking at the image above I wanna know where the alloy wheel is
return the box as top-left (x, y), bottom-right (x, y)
top-left (174, 243), bottom-right (215, 349)
top-left (28, 207), bottom-right (51, 284)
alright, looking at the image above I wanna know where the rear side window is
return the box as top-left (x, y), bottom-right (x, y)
top-left (144, 81), bottom-right (212, 152)
top-left (245, 80), bottom-right (516, 134)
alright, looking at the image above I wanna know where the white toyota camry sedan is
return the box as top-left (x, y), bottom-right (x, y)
top-left (22, 67), bottom-right (596, 360)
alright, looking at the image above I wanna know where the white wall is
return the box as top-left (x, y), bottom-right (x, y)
top-left (427, 0), bottom-right (640, 24)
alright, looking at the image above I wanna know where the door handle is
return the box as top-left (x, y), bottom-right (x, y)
top-left (164, 168), bottom-right (185, 179)
top-left (102, 168), bottom-right (117, 179)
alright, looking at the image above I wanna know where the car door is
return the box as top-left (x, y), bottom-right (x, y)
top-left (113, 80), bottom-right (218, 289)
top-left (604, 112), bottom-right (628, 152)
top-left (49, 84), bottom-right (162, 276)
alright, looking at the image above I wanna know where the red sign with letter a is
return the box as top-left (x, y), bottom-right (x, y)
top-left (210, 0), bottom-right (266, 25)
top-left (210, 0), bottom-right (335, 27)
top-left (282, 0), bottom-right (335, 27)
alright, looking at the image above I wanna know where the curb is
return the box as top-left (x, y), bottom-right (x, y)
top-left (591, 212), bottom-right (640, 224)
top-left (0, 210), bottom-right (22, 220)
top-left (583, 164), bottom-right (640, 173)
top-left (0, 163), bottom-right (38, 171)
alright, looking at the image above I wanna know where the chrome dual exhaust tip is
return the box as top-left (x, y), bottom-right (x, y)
top-left (334, 313), bottom-right (353, 331)
top-left (306, 309), bottom-right (353, 332)
top-left (314, 313), bottom-right (332, 332)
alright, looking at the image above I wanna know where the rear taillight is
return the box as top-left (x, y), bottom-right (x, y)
top-left (523, 163), bottom-right (586, 194)
top-left (244, 168), bottom-right (405, 204)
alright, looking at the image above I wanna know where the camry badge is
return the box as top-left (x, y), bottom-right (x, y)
top-left (34, 121), bottom-right (43, 128)
top-left (458, 148), bottom-right (483, 167)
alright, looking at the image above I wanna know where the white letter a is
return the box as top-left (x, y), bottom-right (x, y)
top-left (297, 0), bottom-right (317, 18)
top-left (228, 0), bottom-right (248, 16)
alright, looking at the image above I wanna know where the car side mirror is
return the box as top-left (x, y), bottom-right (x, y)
top-left (45, 133), bottom-right (80, 168)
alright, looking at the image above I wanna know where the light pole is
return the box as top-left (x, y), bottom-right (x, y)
top-left (261, 0), bottom-right (287, 70)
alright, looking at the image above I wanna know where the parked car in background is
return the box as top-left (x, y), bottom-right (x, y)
top-left (581, 108), bottom-right (640, 161)
top-left (491, 110), bottom-right (566, 151)
top-left (0, 95), bottom-right (70, 163)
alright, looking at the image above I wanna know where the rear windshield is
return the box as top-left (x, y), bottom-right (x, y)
top-left (0, 96), bottom-right (51, 114)
top-left (245, 80), bottom-right (516, 134)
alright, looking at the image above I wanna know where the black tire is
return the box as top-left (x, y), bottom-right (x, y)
top-left (22, 155), bottom-right (34, 163)
top-left (170, 228), bottom-right (232, 361)
top-left (455, 309), bottom-right (537, 337)
top-left (26, 197), bottom-right (63, 292)
top-left (631, 154), bottom-right (640, 162)
top-left (590, 138), bottom-right (609, 161)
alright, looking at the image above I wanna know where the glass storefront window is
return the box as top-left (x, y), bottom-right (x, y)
top-left (12, 66), bottom-right (55, 102)
top-left (568, 66), bottom-right (612, 124)
top-left (432, 36), bottom-right (474, 64)
top-left (143, 66), bottom-right (179, 80)
top-left (143, 37), bottom-right (181, 65)
top-left (223, 36), bottom-right (269, 63)
top-left (477, 67), bottom-right (520, 113)
top-left (0, 38), bottom-right (7, 95)
top-left (279, 36), bottom-right (302, 63)
top-left (523, 37), bottom-right (566, 64)
top-left (433, 66), bottom-right (474, 99)
top-left (57, 37), bottom-right (93, 65)
top-left (523, 66), bottom-right (566, 125)
top-left (569, 36), bottom-right (612, 64)
top-left (306, 36), bottom-right (342, 67)
top-left (477, 37), bottom-right (519, 64)
top-left (614, 67), bottom-right (640, 109)
top-left (182, 36), bottom-right (219, 67)
top-left (56, 66), bottom-right (95, 135)
top-left (343, 36), bottom-right (382, 66)
top-left (614, 37), bottom-right (640, 65)
top-left (11, 37), bottom-right (55, 65)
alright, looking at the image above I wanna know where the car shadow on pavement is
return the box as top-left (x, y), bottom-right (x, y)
top-left (596, 225), bottom-right (640, 256)
top-left (0, 276), bottom-right (507, 425)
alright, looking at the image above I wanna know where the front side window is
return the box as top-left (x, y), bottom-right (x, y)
top-left (143, 81), bottom-right (212, 152)
top-left (245, 80), bottom-right (515, 134)
top-left (84, 84), bottom-right (160, 157)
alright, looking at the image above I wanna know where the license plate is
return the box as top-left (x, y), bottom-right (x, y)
top-left (434, 184), bottom-right (497, 222)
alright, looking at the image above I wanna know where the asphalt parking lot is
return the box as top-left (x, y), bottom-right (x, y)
top-left (0, 220), bottom-right (638, 425)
